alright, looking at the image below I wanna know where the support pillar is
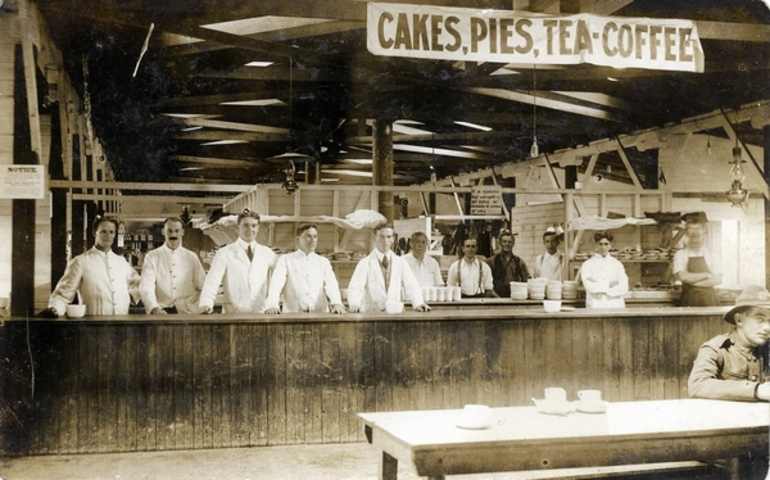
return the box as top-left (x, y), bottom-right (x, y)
top-left (372, 118), bottom-right (394, 223)
top-left (11, 44), bottom-right (36, 316)
top-left (764, 125), bottom-right (770, 286)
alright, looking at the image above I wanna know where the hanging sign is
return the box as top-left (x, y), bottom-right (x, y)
top-left (0, 164), bottom-right (45, 199)
top-left (470, 185), bottom-right (504, 215)
top-left (367, 3), bottom-right (704, 72)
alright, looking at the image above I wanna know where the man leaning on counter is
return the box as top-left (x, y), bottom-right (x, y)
top-left (264, 224), bottom-right (345, 314)
top-left (199, 209), bottom-right (277, 314)
top-left (347, 223), bottom-right (429, 313)
top-left (140, 217), bottom-right (206, 314)
top-left (44, 216), bottom-right (140, 317)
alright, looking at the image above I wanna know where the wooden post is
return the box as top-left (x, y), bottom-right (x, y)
top-left (764, 125), bottom-right (770, 286)
top-left (372, 118), bottom-right (394, 223)
top-left (11, 44), bottom-right (36, 316)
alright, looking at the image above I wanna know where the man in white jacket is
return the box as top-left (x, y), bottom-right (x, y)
top-left (347, 223), bottom-right (430, 313)
top-left (264, 224), bottom-right (345, 314)
top-left (140, 217), bottom-right (206, 314)
top-left (46, 216), bottom-right (140, 316)
top-left (199, 209), bottom-right (277, 314)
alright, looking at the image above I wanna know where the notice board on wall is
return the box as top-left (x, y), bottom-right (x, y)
top-left (0, 165), bottom-right (45, 199)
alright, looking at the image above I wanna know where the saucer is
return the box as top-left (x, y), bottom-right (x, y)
top-left (575, 400), bottom-right (607, 413)
top-left (455, 422), bottom-right (491, 430)
top-left (532, 398), bottom-right (575, 416)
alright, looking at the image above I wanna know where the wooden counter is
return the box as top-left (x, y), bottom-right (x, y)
top-left (0, 306), bottom-right (729, 456)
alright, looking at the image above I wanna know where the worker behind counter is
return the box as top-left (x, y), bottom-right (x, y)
top-left (580, 231), bottom-right (629, 308)
top-left (347, 223), bottom-right (429, 313)
top-left (43, 216), bottom-right (140, 317)
top-left (403, 231), bottom-right (444, 288)
top-left (140, 217), bottom-right (206, 314)
top-left (199, 209), bottom-right (277, 314)
top-left (264, 224), bottom-right (345, 315)
top-left (447, 237), bottom-right (497, 298)
top-left (532, 228), bottom-right (563, 281)
top-left (486, 229), bottom-right (529, 298)
top-left (673, 220), bottom-right (722, 307)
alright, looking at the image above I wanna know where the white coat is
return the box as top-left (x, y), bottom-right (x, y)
top-left (199, 239), bottom-right (277, 313)
top-left (347, 251), bottom-right (424, 312)
top-left (48, 246), bottom-right (140, 315)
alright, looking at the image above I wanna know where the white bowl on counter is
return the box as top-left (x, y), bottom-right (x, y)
top-left (385, 301), bottom-right (404, 314)
top-left (543, 300), bottom-right (562, 313)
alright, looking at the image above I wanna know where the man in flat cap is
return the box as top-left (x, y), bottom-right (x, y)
top-left (688, 285), bottom-right (770, 402)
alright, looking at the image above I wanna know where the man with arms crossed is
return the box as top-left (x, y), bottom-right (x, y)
top-left (199, 209), bottom-right (277, 314)
top-left (140, 217), bottom-right (206, 314)
top-left (264, 224), bottom-right (345, 314)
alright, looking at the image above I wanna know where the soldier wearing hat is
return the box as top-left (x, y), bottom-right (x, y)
top-left (688, 285), bottom-right (770, 401)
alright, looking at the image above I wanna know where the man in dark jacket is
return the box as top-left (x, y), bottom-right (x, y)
top-left (487, 229), bottom-right (529, 298)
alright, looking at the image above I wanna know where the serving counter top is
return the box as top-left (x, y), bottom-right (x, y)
top-left (5, 305), bottom-right (728, 325)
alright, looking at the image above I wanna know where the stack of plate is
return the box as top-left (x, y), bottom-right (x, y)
top-left (546, 281), bottom-right (562, 300)
top-left (510, 281), bottom-right (528, 300)
top-left (562, 281), bottom-right (578, 300)
top-left (527, 278), bottom-right (548, 300)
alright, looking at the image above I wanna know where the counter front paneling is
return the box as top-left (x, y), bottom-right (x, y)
top-left (0, 307), bottom-right (728, 455)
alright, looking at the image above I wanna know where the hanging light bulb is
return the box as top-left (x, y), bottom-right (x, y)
top-left (726, 139), bottom-right (748, 208)
top-left (530, 61), bottom-right (538, 158)
top-left (729, 146), bottom-right (745, 183)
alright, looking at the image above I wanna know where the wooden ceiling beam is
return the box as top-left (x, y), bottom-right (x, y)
top-left (181, 118), bottom-right (289, 134)
top-left (170, 155), bottom-right (258, 167)
top-left (466, 87), bottom-right (627, 122)
top-left (174, 130), bottom-right (287, 142)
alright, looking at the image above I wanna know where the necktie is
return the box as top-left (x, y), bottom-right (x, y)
top-left (381, 254), bottom-right (390, 290)
top-left (247, 245), bottom-right (254, 261)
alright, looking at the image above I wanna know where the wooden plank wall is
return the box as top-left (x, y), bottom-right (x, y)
top-left (0, 313), bottom-right (726, 455)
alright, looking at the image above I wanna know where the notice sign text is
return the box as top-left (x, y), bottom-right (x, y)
top-left (367, 3), bottom-right (703, 72)
top-left (0, 165), bottom-right (45, 199)
top-left (470, 186), bottom-right (504, 215)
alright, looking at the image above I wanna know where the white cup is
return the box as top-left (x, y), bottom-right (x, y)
top-left (461, 404), bottom-right (492, 429)
top-left (544, 387), bottom-right (567, 403)
top-left (577, 389), bottom-right (602, 404)
top-left (427, 287), bottom-right (437, 302)
top-left (436, 287), bottom-right (445, 302)
top-left (454, 287), bottom-right (462, 301)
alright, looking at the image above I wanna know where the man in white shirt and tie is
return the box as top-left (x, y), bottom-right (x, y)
top-left (403, 231), bottom-right (444, 287)
top-left (199, 209), bottom-right (277, 314)
top-left (348, 223), bottom-right (430, 313)
top-left (264, 224), bottom-right (346, 314)
top-left (140, 217), bottom-right (206, 314)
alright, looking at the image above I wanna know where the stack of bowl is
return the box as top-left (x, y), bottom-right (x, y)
top-left (562, 281), bottom-right (578, 300)
top-left (510, 281), bottom-right (528, 300)
top-left (527, 278), bottom-right (548, 300)
top-left (546, 281), bottom-right (562, 299)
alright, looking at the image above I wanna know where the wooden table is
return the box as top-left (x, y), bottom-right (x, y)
top-left (359, 399), bottom-right (769, 480)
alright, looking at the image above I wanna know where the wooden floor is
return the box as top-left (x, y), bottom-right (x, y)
top-left (0, 443), bottom-right (749, 480)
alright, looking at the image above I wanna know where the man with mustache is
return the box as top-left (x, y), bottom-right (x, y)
top-left (140, 217), bottom-right (206, 314)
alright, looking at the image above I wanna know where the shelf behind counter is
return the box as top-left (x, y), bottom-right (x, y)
top-left (1, 305), bottom-right (727, 456)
